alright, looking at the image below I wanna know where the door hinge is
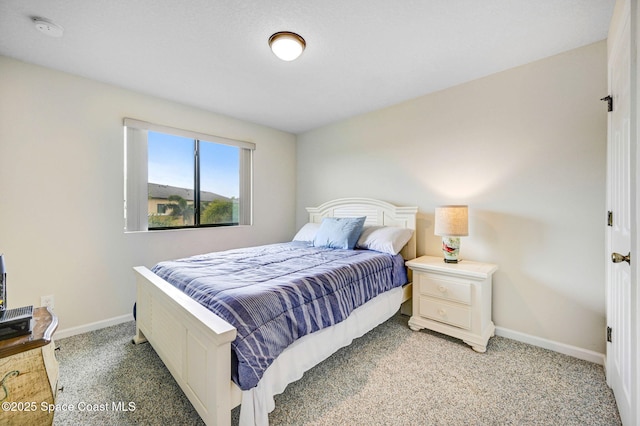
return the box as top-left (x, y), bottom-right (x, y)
top-left (607, 211), bottom-right (613, 227)
top-left (601, 95), bottom-right (613, 112)
top-left (607, 326), bottom-right (612, 343)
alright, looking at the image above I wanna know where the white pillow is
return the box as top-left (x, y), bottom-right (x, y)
top-left (292, 222), bottom-right (321, 242)
top-left (356, 226), bottom-right (414, 255)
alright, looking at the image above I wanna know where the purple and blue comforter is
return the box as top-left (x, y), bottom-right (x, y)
top-left (151, 241), bottom-right (407, 390)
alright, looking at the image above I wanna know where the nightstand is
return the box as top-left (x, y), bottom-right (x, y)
top-left (0, 307), bottom-right (59, 425)
top-left (406, 256), bottom-right (498, 352)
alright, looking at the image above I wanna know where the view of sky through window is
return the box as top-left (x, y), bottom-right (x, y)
top-left (148, 131), bottom-right (240, 198)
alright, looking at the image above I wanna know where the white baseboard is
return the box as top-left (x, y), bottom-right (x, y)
top-left (55, 313), bottom-right (134, 340)
top-left (495, 326), bottom-right (605, 365)
top-left (53, 313), bottom-right (606, 367)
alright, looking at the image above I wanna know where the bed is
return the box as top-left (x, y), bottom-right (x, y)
top-left (133, 198), bottom-right (418, 425)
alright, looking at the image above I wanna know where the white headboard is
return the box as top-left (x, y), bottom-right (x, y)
top-left (306, 198), bottom-right (418, 260)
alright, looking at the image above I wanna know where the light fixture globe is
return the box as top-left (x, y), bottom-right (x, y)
top-left (269, 32), bottom-right (306, 61)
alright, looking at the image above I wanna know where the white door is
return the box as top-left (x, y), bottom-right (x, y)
top-left (606, 3), bottom-right (635, 424)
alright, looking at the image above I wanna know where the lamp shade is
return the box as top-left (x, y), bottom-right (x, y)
top-left (434, 205), bottom-right (468, 237)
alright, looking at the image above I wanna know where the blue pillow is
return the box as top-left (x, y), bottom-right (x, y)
top-left (313, 217), bottom-right (366, 249)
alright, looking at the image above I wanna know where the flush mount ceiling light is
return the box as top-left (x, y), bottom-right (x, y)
top-left (32, 17), bottom-right (64, 37)
top-left (268, 32), bottom-right (306, 61)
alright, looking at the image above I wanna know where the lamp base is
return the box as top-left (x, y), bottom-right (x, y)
top-left (441, 236), bottom-right (461, 263)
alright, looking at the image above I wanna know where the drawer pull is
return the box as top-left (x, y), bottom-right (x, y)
top-left (438, 308), bottom-right (447, 317)
top-left (438, 285), bottom-right (447, 293)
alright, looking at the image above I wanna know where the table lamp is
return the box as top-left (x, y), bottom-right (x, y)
top-left (434, 205), bottom-right (468, 263)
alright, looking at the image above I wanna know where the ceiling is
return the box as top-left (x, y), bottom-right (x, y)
top-left (0, 0), bottom-right (615, 134)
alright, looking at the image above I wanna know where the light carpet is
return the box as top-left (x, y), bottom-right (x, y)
top-left (52, 313), bottom-right (621, 425)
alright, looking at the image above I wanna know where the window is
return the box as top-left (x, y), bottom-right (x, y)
top-left (124, 118), bottom-right (254, 231)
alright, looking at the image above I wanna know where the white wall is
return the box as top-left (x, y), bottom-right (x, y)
top-left (296, 41), bottom-right (608, 353)
top-left (0, 41), bottom-right (608, 354)
top-left (0, 56), bottom-right (297, 334)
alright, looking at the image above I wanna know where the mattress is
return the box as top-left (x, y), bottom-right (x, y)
top-left (151, 241), bottom-right (407, 390)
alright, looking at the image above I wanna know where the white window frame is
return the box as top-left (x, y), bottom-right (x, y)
top-left (124, 118), bottom-right (254, 232)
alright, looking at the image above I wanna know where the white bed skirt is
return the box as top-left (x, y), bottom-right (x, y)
top-left (239, 286), bottom-right (404, 426)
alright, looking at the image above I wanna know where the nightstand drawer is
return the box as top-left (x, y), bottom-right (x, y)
top-left (418, 274), bottom-right (471, 305)
top-left (419, 297), bottom-right (471, 330)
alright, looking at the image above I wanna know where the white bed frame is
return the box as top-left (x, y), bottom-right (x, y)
top-left (133, 198), bottom-right (417, 425)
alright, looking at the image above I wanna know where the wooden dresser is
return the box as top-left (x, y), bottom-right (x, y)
top-left (0, 307), bottom-right (59, 425)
